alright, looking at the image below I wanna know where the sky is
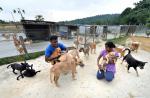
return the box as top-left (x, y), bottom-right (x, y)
top-left (0, 0), bottom-right (141, 22)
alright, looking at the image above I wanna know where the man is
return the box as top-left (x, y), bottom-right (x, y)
top-left (45, 35), bottom-right (67, 64)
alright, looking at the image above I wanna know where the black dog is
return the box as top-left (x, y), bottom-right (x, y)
top-left (7, 62), bottom-right (33, 79)
top-left (122, 48), bottom-right (147, 76)
top-left (17, 69), bottom-right (41, 80)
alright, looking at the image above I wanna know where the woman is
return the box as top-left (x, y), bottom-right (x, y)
top-left (97, 41), bottom-right (119, 81)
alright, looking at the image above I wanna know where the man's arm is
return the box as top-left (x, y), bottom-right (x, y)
top-left (59, 43), bottom-right (67, 51)
top-left (45, 55), bottom-right (61, 62)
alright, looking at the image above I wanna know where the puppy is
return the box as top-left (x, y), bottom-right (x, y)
top-left (100, 52), bottom-right (117, 71)
top-left (50, 53), bottom-right (84, 87)
top-left (122, 48), bottom-right (147, 76)
top-left (7, 62), bottom-right (32, 74)
top-left (17, 69), bottom-right (41, 80)
top-left (50, 48), bottom-right (61, 65)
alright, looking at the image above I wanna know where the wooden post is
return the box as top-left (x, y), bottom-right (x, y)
top-left (84, 26), bottom-right (87, 48)
top-left (76, 28), bottom-right (79, 49)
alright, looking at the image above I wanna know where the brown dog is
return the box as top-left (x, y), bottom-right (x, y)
top-left (130, 42), bottom-right (140, 52)
top-left (50, 52), bottom-right (84, 87)
top-left (13, 35), bottom-right (25, 54)
top-left (89, 42), bottom-right (96, 54)
top-left (49, 48), bottom-right (61, 65)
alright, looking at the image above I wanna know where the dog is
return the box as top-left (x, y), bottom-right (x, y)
top-left (17, 69), bottom-right (41, 80)
top-left (13, 35), bottom-right (25, 54)
top-left (122, 48), bottom-right (147, 76)
top-left (67, 48), bottom-right (80, 59)
top-left (100, 52), bottom-right (117, 71)
top-left (130, 42), bottom-right (140, 52)
top-left (50, 53), bottom-right (84, 87)
top-left (7, 62), bottom-right (33, 79)
top-left (49, 48), bottom-right (62, 65)
top-left (89, 42), bottom-right (96, 54)
top-left (79, 45), bottom-right (90, 56)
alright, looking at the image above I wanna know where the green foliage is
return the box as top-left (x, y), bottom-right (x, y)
top-left (146, 18), bottom-right (150, 28)
top-left (120, 0), bottom-right (150, 25)
top-left (35, 15), bottom-right (44, 21)
top-left (0, 51), bottom-right (44, 66)
top-left (61, 14), bottom-right (120, 25)
top-left (107, 36), bottom-right (129, 46)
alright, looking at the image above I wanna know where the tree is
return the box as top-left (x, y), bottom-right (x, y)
top-left (120, 0), bottom-right (150, 25)
top-left (0, 7), bottom-right (3, 12)
top-left (13, 8), bottom-right (25, 20)
top-left (0, 7), bottom-right (3, 11)
top-left (35, 15), bottom-right (44, 21)
top-left (120, 7), bottom-right (132, 17)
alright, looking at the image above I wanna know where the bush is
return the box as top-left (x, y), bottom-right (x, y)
top-left (107, 36), bottom-right (128, 46)
top-left (0, 51), bottom-right (44, 66)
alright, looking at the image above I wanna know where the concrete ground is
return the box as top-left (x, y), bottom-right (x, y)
top-left (0, 42), bottom-right (150, 98)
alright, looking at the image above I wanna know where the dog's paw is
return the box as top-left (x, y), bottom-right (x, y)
top-left (56, 84), bottom-right (60, 87)
top-left (14, 72), bottom-right (18, 75)
top-left (137, 74), bottom-right (139, 77)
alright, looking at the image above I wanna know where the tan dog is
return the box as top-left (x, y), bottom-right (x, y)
top-left (67, 48), bottom-right (80, 58)
top-left (50, 52), bottom-right (84, 87)
top-left (73, 36), bottom-right (83, 48)
top-left (89, 42), bottom-right (96, 54)
top-left (130, 42), bottom-right (140, 52)
top-left (49, 48), bottom-right (61, 65)
top-left (13, 35), bottom-right (25, 54)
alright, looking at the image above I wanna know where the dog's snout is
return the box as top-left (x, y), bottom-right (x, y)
top-left (79, 63), bottom-right (85, 67)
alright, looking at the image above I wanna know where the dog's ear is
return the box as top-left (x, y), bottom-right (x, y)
top-left (144, 62), bottom-right (148, 64)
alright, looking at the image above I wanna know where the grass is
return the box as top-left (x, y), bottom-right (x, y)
top-left (107, 36), bottom-right (129, 46)
top-left (0, 51), bottom-right (44, 66)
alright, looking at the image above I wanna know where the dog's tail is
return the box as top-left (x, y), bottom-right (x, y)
top-left (123, 48), bottom-right (131, 54)
top-left (35, 70), bottom-right (41, 74)
top-left (7, 64), bottom-right (11, 68)
top-left (50, 68), bottom-right (54, 83)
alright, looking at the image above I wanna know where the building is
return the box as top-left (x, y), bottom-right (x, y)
top-left (21, 20), bottom-right (78, 40)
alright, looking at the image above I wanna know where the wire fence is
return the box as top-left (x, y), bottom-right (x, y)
top-left (0, 25), bottom-right (148, 42)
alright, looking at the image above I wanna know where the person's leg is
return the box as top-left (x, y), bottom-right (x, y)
top-left (105, 71), bottom-right (114, 81)
top-left (96, 70), bottom-right (105, 80)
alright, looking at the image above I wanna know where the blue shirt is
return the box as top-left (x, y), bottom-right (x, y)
top-left (45, 43), bottom-right (66, 57)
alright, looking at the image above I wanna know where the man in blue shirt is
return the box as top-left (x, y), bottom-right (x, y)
top-left (45, 35), bottom-right (67, 63)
